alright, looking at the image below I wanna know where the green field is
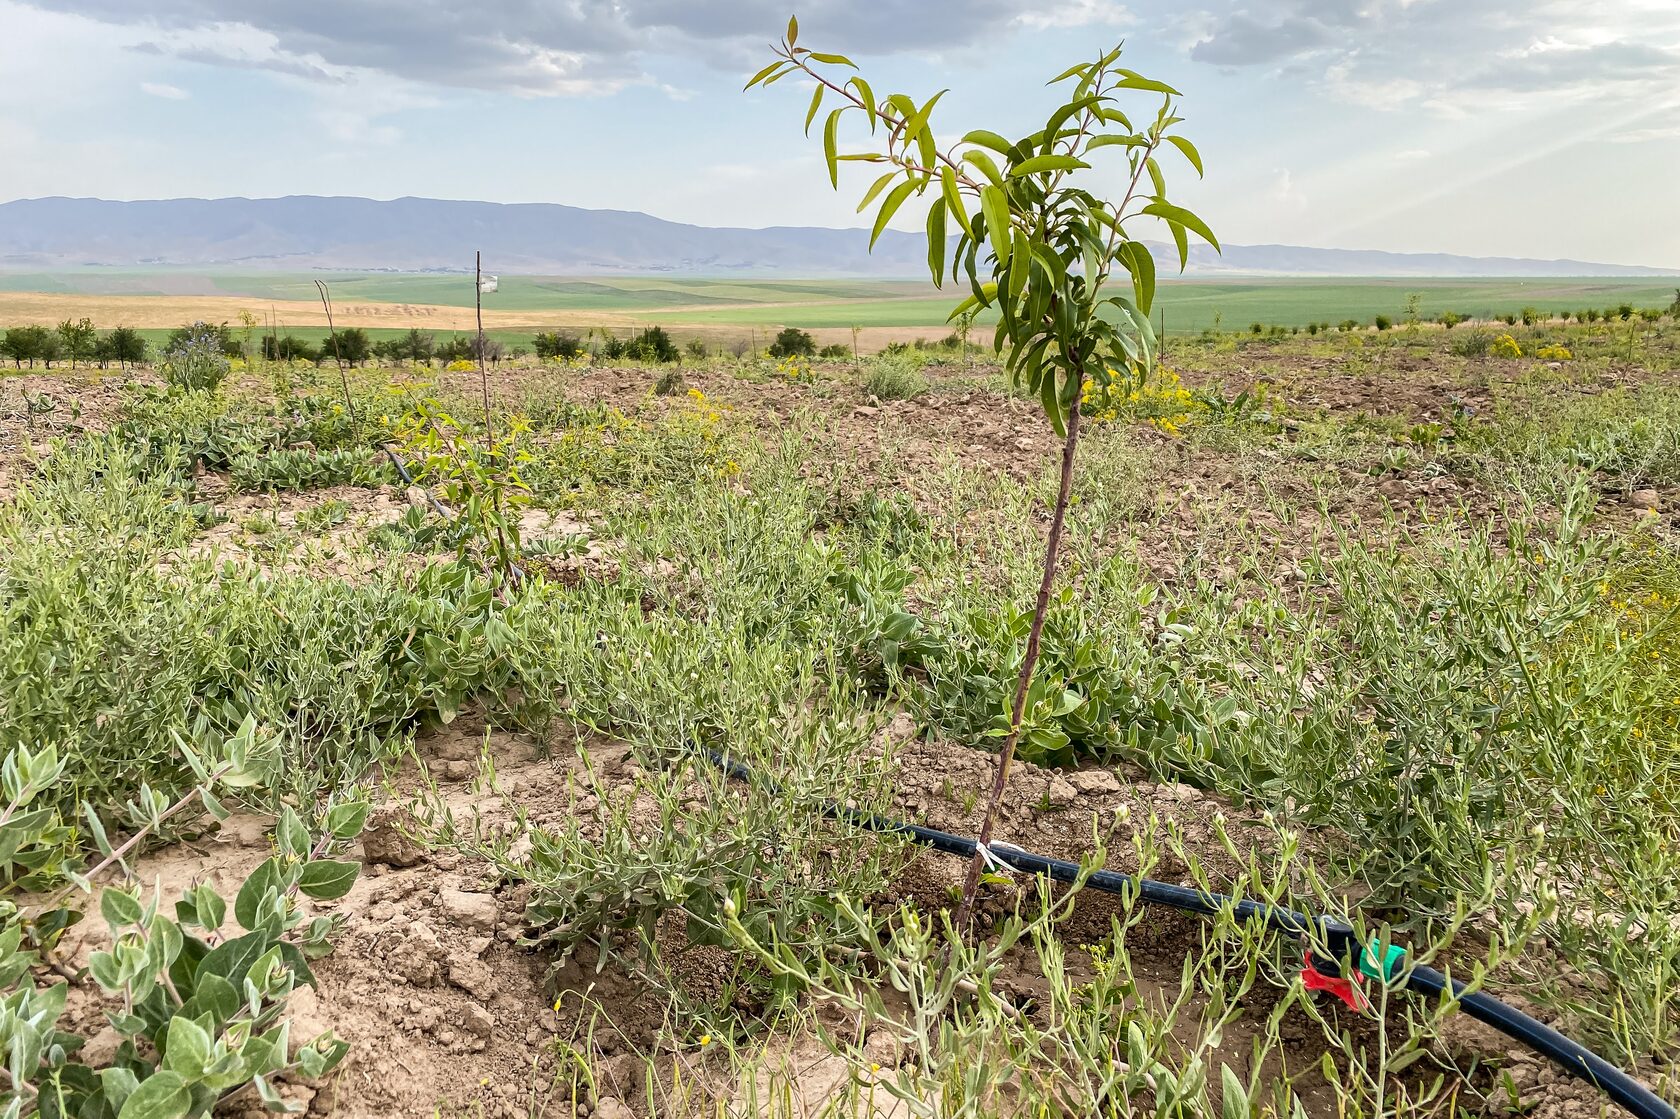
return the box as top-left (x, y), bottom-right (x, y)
top-left (1, 269), bottom-right (1674, 340)
top-left (643, 277), bottom-right (1678, 333)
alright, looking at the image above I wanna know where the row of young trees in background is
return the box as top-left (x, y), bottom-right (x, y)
top-left (1223, 296), bottom-right (1680, 340)
top-left (9, 292), bottom-right (1674, 372)
top-left (0, 322), bottom-right (517, 370)
top-left (1, 320), bottom-right (147, 369)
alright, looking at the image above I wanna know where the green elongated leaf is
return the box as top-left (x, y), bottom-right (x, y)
top-left (805, 52), bottom-right (855, 66)
top-left (803, 83), bottom-right (824, 134)
top-left (822, 108), bottom-right (841, 189)
top-left (1115, 69), bottom-right (1180, 95)
top-left (1118, 240), bottom-right (1157, 315)
top-left (1146, 156), bottom-right (1166, 197)
top-left (900, 89), bottom-right (946, 152)
top-left (1029, 239), bottom-right (1067, 286)
top-left (786, 15), bottom-right (798, 45)
top-left (1060, 363), bottom-right (1084, 408)
top-left (869, 179), bottom-right (918, 250)
top-left (1168, 219), bottom-right (1189, 270)
top-left (940, 167), bottom-right (972, 237)
top-left (1107, 294), bottom-right (1157, 367)
top-left (925, 197), bottom-right (948, 287)
top-left (1040, 370), bottom-right (1066, 437)
top-left (856, 171), bottom-right (897, 214)
top-left (1043, 95), bottom-right (1100, 143)
top-left (1098, 106), bottom-right (1134, 129)
top-left (1008, 230), bottom-right (1031, 301)
top-left (980, 186), bottom-right (1011, 256)
top-left (1018, 334), bottom-right (1052, 391)
top-left (1087, 133), bottom-right (1148, 151)
top-left (149, 916), bottom-right (184, 972)
top-left (1220, 1064), bottom-right (1248, 1119)
top-left (1386, 1048), bottom-right (1431, 1073)
top-left (118, 1072), bottom-right (191, 1119)
top-left (1142, 200), bottom-right (1219, 251)
top-left (199, 786), bottom-right (227, 821)
top-left (194, 883), bottom-right (226, 931)
top-left (234, 857), bottom-right (282, 932)
top-left (297, 859), bottom-right (359, 901)
top-left (961, 129), bottom-right (1014, 155)
top-left (1009, 155), bottom-right (1089, 177)
top-left (744, 61), bottom-right (784, 90)
top-left (82, 801), bottom-right (113, 857)
top-left (1166, 133), bottom-right (1204, 177)
top-left (848, 76), bottom-right (877, 130)
top-left (276, 806), bottom-right (308, 859)
top-left (1048, 61), bottom-right (1091, 84)
top-left (962, 149), bottom-right (1005, 187)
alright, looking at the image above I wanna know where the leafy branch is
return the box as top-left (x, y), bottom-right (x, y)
top-left (752, 21), bottom-right (1218, 929)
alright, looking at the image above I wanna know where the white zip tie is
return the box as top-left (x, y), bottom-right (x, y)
top-left (976, 840), bottom-right (1025, 876)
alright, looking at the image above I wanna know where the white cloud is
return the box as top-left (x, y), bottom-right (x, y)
top-left (1181, 0), bottom-right (1680, 112)
top-left (1323, 63), bottom-right (1425, 111)
top-left (1606, 124), bottom-right (1680, 144)
top-left (140, 81), bottom-right (188, 99)
top-left (14, 1), bottom-right (1115, 96)
top-left (1017, 0), bottom-right (1132, 30)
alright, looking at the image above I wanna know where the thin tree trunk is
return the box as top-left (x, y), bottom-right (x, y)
top-left (954, 401), bottom-right (1083, 930)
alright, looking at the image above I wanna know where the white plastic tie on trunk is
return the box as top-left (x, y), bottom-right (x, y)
top-left (976, 840), bottom-right (1024, 876)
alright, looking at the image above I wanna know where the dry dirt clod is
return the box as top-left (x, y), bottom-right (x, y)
top-left (439, 888), bottom-right (499, 934)
top-left (387, 928), bottom-right (444, 986)
top-left (462, 1004), bottom-right (495, 1038)
top-left (361, 807), bottom-right (428, 868)
top-left (447, 954), bottom-right (497, 1000)
top-left (1069, 769), bottom-right (1122, 796)
top-left (594, 1098), bottom-right (635, 1119)
top-left (1041, 775), bottom-right (1078, 808)
top-left (1630, 488), bottom-right (1661, 514)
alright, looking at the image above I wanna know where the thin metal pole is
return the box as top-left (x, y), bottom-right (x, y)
top-left (476, 250), bottom-right (493, 454)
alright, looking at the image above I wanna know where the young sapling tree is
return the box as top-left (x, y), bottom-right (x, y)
top-left (750, 19), bottom-right (1217, 926)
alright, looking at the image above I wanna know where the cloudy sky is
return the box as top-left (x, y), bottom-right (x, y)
top-left (2, 0), bottom-right (1677, 266)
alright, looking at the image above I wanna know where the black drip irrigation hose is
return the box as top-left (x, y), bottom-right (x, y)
top-left (702, 751), bottom-right (1674, 1119)
top-left (381, 443), bottom-right (453, 521)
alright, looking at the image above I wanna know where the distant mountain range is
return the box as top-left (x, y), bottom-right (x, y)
top-left (0, 196), bottom-right (1671, 278)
